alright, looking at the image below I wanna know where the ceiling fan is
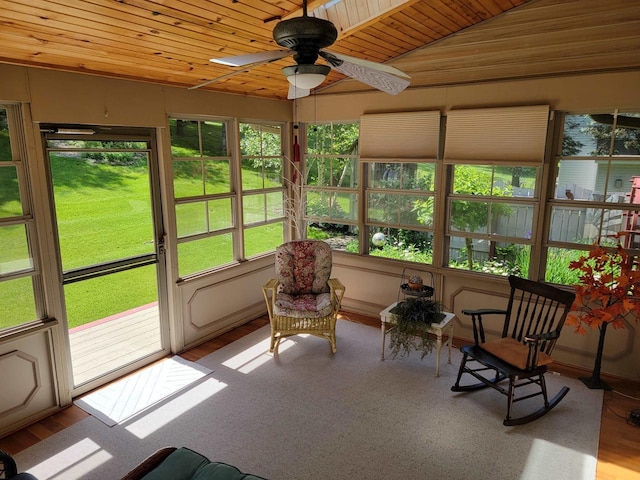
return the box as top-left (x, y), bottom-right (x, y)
top-left (191, 0), bottom-right (410, 99)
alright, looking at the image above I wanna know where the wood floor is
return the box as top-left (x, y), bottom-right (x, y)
top-left (1, 312), bottom-right (639, 479)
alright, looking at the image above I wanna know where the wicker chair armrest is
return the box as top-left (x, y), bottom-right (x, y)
top-left (263, 278), bottom-right (279, 292)
top-left (327, 278), bottom-right (345, 292)
top-left (262, 278), bottom-right (280, 320)
top-left (327, 278), bottom-right (345, 313)
top-left (120, 447), bottom-right (177, 480)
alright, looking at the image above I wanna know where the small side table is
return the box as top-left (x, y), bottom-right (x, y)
top-left (379, 302), bottom-right (455, 377)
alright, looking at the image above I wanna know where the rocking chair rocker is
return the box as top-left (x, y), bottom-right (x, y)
top-left (451, 275), bottom-right (576, 426)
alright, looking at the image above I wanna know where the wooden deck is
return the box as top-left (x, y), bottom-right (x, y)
top-left (69, 303), bottom-right (162, 386)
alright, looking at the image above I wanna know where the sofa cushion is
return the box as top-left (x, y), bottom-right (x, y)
top-left (139, 448), bottom-right (267, 480)
top-left (192, 462), bottom-right (268, 480)
top-left (139, 448), bottom-right (210, 480)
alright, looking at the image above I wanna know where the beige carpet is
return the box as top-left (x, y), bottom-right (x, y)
top-left (16, 320), bottom-right (602, 480)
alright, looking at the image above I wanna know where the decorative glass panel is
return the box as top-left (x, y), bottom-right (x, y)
top-left (201, 121), bottom-right (227, 157)
top-left (178, 234), bottom-right (234, 277)
top-left (176, 202), bottom-right (207, 237)
top-left (0, 224), bottom-right (32, 274)
top-left (173, 160), bottom-right (204, 198)
top-left (549, 206), bottom-right (626, 245)
top-left (243, 194), bottom-right (266, 225)
top-left (0, 165), bottom-right (21, 217)
top-left (169, 119), bottom-right (200, 157)
top-left (0, 277), bottom-right (37, 329)
top-left (369, 228), bottom-right (434, 263)
top-left (208, 198), bottom-right (233, 230)
top-left (205, 160), bottom-right (231, 194)
top-left (244, 222), bottom-right (284, 257)
top-left (266, 191), bottom-right (284, 220)
top-left (448, 236), bottom-right (530, 277)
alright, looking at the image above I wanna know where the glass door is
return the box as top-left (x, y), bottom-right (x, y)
top-left (43, 126), bottom-right (167, 389)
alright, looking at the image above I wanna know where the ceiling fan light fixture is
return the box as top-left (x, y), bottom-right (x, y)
top-left (282, 64), bottom-right (330, 90)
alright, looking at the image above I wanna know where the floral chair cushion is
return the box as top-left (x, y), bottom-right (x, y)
top-left (274, 292), bottom-right (333, 318)
top-left (275, 240), bottom-right (332, 295)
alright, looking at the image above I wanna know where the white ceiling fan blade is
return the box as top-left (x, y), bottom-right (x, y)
top-left (320, 50), bottom-right (410, 79)
top-left (329, 59), bottom-right (410, 95)
top-left (288, 84), bottom-right (311, 99)
top-left (211, 50), bottom-right (291, 67)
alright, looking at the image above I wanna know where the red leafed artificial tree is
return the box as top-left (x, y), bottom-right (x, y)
top-left (567, 237), bottom-right (640, 389)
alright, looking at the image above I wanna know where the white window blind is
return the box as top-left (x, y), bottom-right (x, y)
top-left (443, 105), bottom-right (550, 164)
top-left (359, 110), bottom-right (440, 162)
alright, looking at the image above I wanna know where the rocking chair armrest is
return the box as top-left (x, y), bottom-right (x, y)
top-left (461, 309), bottom-right (507, 345)
top-left (522, 331), bottom-right (559, 370)
top-left (0, 449), bottom-right (18, 478)
top-left (461, 308), bottom-right (507, 316)
top-left (524, 331), bottom-right (559, 344)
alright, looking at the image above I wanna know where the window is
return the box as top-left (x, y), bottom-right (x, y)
top-left (360, 111), bottom-right (440, 263)
top-left (443, 106), bottom-right (548, 276)
top-left (546, 111), bottom-right (640, 285)
top-left (304, 122), bottom-right (359, 252)
top-left (170, 118), bottom-right (235, 277)
top-left (447, 164), bottom-right (538, 276)
top-left (240, 122), bottom-right (285, 257)
top-left (0, 105), bottom-right (43, 330)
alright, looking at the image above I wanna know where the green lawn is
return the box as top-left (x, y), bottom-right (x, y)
top-left (1, 149), bottom-right (281, 329)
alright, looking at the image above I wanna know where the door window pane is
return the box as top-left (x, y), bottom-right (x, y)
top-left (49, 150), bottom-right (155, 270)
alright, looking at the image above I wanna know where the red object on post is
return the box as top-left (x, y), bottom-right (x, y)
top-left (293, 135), bottom-right (300, 183)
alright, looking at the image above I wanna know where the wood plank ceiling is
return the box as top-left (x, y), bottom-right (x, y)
top-left (0, 0), bottom-right (639, 100)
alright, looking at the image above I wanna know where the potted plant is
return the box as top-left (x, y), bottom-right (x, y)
top-left (388, 297), bottom-right (444, 360)
top-left (568, 239), bottom-right (640, 389)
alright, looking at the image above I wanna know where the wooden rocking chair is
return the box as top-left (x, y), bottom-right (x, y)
top-left (451, 275), bottom-right (576, 426)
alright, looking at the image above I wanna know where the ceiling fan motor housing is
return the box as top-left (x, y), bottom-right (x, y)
top-left (273, 16), bottom-right (337, 64)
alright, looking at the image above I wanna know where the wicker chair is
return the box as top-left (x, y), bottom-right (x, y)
top-left (262, 240), bottom-right (345, 354)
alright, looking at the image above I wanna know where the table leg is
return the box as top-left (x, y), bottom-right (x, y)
top-left (381, 322), bottom-right (386, 360)
top-left (435, 330), bottom-right (442, 377)
top-left (447, 324), bottom-right (454, 364)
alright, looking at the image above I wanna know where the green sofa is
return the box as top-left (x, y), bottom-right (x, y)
top-left (121, 447), bottom-right (268, 480)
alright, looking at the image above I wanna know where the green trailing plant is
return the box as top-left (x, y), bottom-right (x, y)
top-left (388, 297), bottom-right (443, 360)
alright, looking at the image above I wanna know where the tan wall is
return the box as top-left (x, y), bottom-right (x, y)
top-left (297, 71), bottom-right (640, 121)
top-left (318, 69), bottom-right (640, 383)
top-left (0, 64), bottom-right (292, 436)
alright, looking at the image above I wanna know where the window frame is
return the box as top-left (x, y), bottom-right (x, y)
top-left (0, 103), bottom-right (46, 331)
top-left (239, 120), bottom-right (287, 259)
top-left (543, 110), bottom-right (640, 285)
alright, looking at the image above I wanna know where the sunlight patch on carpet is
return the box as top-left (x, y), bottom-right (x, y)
top-left (74, 356), bottom-right (212, 426)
